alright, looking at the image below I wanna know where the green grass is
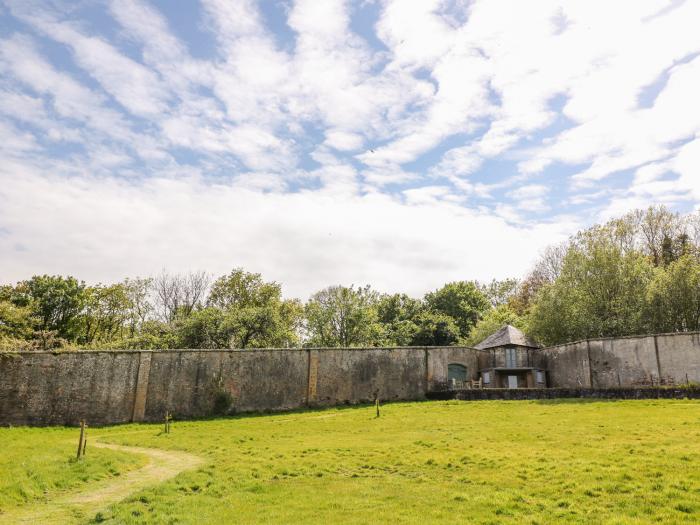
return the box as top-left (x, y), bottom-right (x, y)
top-left (3, 400), bottom-right (700, 524)
top-left (0, 427), bottom-right (147, 511)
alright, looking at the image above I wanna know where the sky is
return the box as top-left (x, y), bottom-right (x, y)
top-left (1, 0), bottom-right (699, 299)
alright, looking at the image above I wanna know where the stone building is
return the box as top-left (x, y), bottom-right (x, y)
top-left (475, 325), bottom-right (547, 388)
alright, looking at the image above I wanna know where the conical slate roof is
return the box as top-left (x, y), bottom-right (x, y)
top-left (473, 324), bottom-right (539, 350)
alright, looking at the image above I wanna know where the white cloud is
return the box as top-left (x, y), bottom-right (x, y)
top-left (7, 4), bottom-right (172, 117)
top-left (0, 165), bottom-right (570, 298)
top-left (1, 0), bottom-right (699, 293)
top-left (0, 120), bottom-right (39, 154)
top-left (508, 184), bottom-right (549, 200)
top-left (0, 35), bottom-right (130, 138)
top-left (324, 130), bottom-right (364, 151)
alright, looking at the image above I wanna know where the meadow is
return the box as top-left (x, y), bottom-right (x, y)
top-left (1, 400), bottom-right (699, 524)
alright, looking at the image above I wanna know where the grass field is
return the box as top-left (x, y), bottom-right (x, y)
top-left (1, 400), bottom-right (699, 524)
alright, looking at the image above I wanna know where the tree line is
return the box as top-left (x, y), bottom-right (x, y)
top-left (1, 206), bottom-right (699, 351)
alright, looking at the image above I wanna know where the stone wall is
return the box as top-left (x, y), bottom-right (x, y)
top-left (543, 332), bottom-right (700, 388)
top-left (426, 346), bottom-right (481, 390)
top-left (0, 346), bottom-right (478, 426)
top-left (1, 333), bottom-right (698, 426)
top-left (656, 332), bottom-right (700, 385)
top-left (541, 342), bottom-right (592, 387)
top-left (0, 351), bottom-right (141, 426)
top-left (427, 386), bottom-right (700, 401)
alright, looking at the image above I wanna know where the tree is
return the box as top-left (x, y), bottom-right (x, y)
top-left (152, 270), bottom-right (210, 323)
top-left (528, 239), bottom-right (654, 345)
top-left (80, 284), bottom-right (131, 345)
top-left (176, 268), bottom-right (304, 349)
top-left (11, 275), bottom-right (87, 341)
top-left (479, 278), bottom-right (519, 308)
top-left (409, 311), bottom-right (460, 346)
top-left (208, 268), bottom-right (280, 309)
top-left (215, 299), bottom-right (303, 348)
top-left (0, 299), bottom-right (34, 340)
top-left (466, 304), bottom-right (527, 346)
top-left (304, 285), bottom-right (382, 347)
top-left (645, 255), bottom-right (700, 333)
top-left (174, 307), bottom-right (228, 349)
top-left (119, 320), bottom-right (176, 350)
top-left (424, 281), bottom-right (490, 339)
top-left (635, 206), bottom-right (681, 266)
top-left (122, 277), bottom-right (153, 337)
top-left (376, 293), bottom-right (423, 346)
top-left (686, 211), bottom-right (700, 251)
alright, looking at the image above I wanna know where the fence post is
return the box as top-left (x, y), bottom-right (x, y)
top-left (77, 420), bottom-right (85, 459)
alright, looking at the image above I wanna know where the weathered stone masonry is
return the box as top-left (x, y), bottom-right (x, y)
top-left (540, 332), bottom-right (700, 388)
top-left (0, 346), bottom-right (480, 426)
top-left (0, 332), bottom-right (698, 426)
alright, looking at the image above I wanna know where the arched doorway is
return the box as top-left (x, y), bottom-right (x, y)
top-left (448, 363), bottom-right (468, 388)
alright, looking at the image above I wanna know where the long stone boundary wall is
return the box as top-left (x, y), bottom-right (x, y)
top-left (0, 346), bottom-right (480, 426)
top-left (0, 332), bottom-right (698, 426)
top-left (541, 332), bottom-right (700, 388)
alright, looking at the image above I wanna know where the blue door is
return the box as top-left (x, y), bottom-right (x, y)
top-left (448, 364), bottom-right (467, 384)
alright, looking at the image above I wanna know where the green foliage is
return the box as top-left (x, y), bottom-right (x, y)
top-left (0, 335), bottom-right (36, 352)
top-left (529, 239), bottom-right (654, 345)
top-left (375, 293), bottom-right (423, 345)
top-left (0, 300), bottom-right (34, 339)
top-left (424, 281), bottom-right (490, 339)
top-left (479, 278), bottom-right (519, 308)
top-left (119, 320), bottom-right (177, 350)
top-left (187, 269), bottom-right (303, 349)
top-left (304, 285), bottom-right (383, 347)
top-left (409, 310), bottom-right (460, 346)
top-left (12, 275), bottom-right (87, 341)
top-left (80, 284), bottom-right (132, 345)
top-left (122, 277), bottom-right (153, 337)
top-left (212, 390), bottom-right (234, 415)
top-left (219, 300), bottom-right (303, 349)
top-left (645, 255), bottom-right (700, 333)
top-left (208, 268), bottom-right (280, 310)
top-left (466, 304), bottom-right (526, 346)
top-left (174, 307), bottom-right (228, 349)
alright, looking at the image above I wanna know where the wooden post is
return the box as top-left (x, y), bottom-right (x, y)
top-left (164, 411), bottom-right (172, 434)
top-left (375, 397), bottom-right (380, 418)
top-left (77, 420), bottom-right (85, 459)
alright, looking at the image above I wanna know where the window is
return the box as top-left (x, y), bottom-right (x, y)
top-left (536, 371), bottom-right (545, 384)
top-left (448, 363), bottom-right (467, 383)
top-left (483, 371), bottom-right (490, 384)
top-left (505, 348), bottom-right (517, 368)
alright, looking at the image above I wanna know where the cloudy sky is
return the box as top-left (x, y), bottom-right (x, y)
top-left (1, 0), bottom-right (699, 298)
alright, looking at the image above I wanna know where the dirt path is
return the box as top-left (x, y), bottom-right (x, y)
top-left (1, 442), bottom-right (204, 525)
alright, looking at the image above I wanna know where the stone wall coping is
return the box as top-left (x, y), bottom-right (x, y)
top-left (0, 345), bottom-right (488, 356)
top-left (542, 330), bottom-right (700, 352)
